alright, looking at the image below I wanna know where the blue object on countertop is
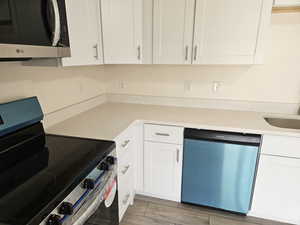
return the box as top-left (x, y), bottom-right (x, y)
top-left (0, 97), bottom-right (43, 137)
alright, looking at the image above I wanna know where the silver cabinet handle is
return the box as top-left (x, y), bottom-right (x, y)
top-left (176, 149), bottom-right (179, 163)
top-left (93, 44), bottom-right (99, 59)
top-left (121, 140), bottom-right (130, 148)
top-left (122, 193), bottom-right (130, 205)
top-left (121, 165), bottom-right (130, 175)
top-left (185, 46), bottom-right (189, 61)
top-left (193, 45), bottom-right (198, 61)
top-left (137, 45), bottom-right (141, 60)
top-left (155, 132), bottom-right (170, 137)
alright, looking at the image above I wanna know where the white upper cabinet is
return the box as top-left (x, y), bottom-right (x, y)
top-left (101, 0), bottom-right (143, 64)
top-left (273, 0), bottom-right (300, 7)
top-left (192, 0), bottom-right (272, 64)
top-left (62, 0), bottom-right (103, 66)
top-left (153, 0), bottom-right (195, 64)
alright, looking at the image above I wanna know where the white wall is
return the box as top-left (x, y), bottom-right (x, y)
top-left (0, 13), bottom-right (299, 118)
top-left (106, 13), bottom-right (300, 104)
top-left (0, 63), bottom-right (107, 114)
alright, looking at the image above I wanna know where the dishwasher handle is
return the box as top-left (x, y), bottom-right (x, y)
top-left (184, 128), bottom-right (261, 146)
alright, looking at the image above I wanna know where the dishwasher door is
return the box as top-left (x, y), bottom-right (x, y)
top-left (181, 130), bottom-right (260, 214)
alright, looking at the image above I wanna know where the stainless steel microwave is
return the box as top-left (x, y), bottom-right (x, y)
top-left (0, 0), bottom-right (71, 59)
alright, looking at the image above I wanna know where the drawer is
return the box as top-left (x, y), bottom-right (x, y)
top-left (118, 166), bottom-right (133, 221)
top-left (144, 124), bottom-right (183, 144)
top-left (115, 129), bottom-right (133, 157)
top-left (262, 135), bottom-right (300, 158)
top-left (118, 149), bottom-right (132, 179)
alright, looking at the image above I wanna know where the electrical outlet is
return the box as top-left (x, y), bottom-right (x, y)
top-left (117, 81), bottom-right (125, 89)
top-left (184, 81), bottom-right (192, 92)
top-left (212, 81), bottom-right (221, 93)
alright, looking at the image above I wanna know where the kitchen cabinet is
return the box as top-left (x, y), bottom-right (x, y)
top-left (192, 0), bottom-right (272, 64)
top-left (144, 141), bottom-right (183, 202)
top-left (250, 135), bottom-right (300, 224)
top-left (250, 155), bottom-right (300, 224)
top-left (143, 124), bottom-right (183, 201)
top-left (101, 0), bottom-right (143, 64)
top-left (153, 0), bottom-right (195, 64)
top-left (273, 0), bottom-right (300, 7)
top-left (114, 126), bottom-right (135, 221)
top-left (152, 0), bottom-right (273, 64)
top-left (62, 0), bottom-right (103, 66)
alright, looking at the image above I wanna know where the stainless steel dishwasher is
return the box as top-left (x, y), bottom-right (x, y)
top-left (181, 128), bottom-right (261, 214)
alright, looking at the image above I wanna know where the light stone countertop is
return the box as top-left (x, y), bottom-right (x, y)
top-left (46, 103), bottom-right (300, 140)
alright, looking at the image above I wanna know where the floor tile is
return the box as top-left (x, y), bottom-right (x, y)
top-left (145, 202), bottom-right (209, 225)
top-left (121, 214), bottom-right (174, 225)
top-left (126, 198), bottom-right (149, 216)
top-left (210, 216), bottom-right (260, 225)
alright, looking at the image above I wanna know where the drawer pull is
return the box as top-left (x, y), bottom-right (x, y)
top-left (121, 165), bottom-right (130, 175)
top-left (121, 140), bottom-right (130, 148)
top-left (176, 149), bottom-right (179, 163)
top-left (122, 193), bottom-right (130, 205)
top-left (155, 132), bottom-right (170, 137)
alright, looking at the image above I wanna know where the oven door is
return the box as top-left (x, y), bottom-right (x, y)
top-left (0, 0), bottom-right (70, 58)
top-left (74, 178), bottom-right (119, 225)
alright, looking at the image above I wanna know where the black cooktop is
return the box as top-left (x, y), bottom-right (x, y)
top-left (0, 123), bottom-right (115, 225)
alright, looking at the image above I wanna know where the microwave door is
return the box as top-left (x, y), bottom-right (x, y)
top-left (0, 0), bottom-right (70, 59)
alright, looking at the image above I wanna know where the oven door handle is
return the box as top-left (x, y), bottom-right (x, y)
top-left (59, 171), bottom-right (106, 223)
top-left (50, 0), bottom-right (61, 46)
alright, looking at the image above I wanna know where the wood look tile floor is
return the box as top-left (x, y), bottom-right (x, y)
top-left (120, 195), bottom-right (294, 225)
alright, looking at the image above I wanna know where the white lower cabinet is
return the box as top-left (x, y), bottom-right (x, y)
top-left (250, 155), bottom-right (300, 224)
top-left (250, 134), bottom-right (300, 224)
top-left (114, 126), bottom-right (135, 222)
top-left (144, 141), bottom-right (182, 202)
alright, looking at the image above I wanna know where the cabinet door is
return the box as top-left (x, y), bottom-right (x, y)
top-left (101, 0), bottom-right (143, 64)
top-left (63, 0), bottom-right (103, 66)
top-left (274, 0), bottom-right (300, 7)
top-left (144, 141), bottom-right (182, 201)
top-left (153, 0), bottom-right (195, 64)
top-left (193, 0), bottom-right (270, 64)
top-left (250, 155), bottom-right (300, 224)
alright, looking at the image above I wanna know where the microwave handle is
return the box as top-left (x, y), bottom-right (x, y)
top-left (50, 0), bottom-right (61, 46)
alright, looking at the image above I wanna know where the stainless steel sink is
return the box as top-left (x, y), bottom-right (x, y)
top-left (264, 117), bottom-right (300, 130)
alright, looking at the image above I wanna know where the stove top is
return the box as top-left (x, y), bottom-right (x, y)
top-left (0, 124), bottom-right (115, 225)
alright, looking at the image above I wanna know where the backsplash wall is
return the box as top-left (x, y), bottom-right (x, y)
top-left (0, 13), bottom-right (299, 118)
top-left (106, 13), bottom-right (300, 105)
top-left (0, 63), bottom-right (107, 114)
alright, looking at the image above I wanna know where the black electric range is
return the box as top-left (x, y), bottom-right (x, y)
top-left (0, 97), bottom-right (116, 225)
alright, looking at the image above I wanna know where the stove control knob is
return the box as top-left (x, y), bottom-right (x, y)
top-left (106, 156), bottom-right (116, 165)
top-left (83, 178), bottom-right (95, 190)
top-left (46, 214), bottom-right (62, 225)
top-left (99, 162), bottom-right (109, 171)
top-left (58, 202), bottom-right (73, 215)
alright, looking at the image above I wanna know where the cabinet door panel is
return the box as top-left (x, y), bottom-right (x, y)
top-left (144, 141), bottom-right (182, 201)
top-left (274, 0), bottom-right (300, 7)
top-left (250, 155), bottom-right (300, 224)
top-left (63, 0), bottom-right (103, 66)
top-left (153, 0), bottom-right (195, 64)
top-left (101, 0), bottom-right (142, 64)
top-left (193, 0), bottom-right (264, 64)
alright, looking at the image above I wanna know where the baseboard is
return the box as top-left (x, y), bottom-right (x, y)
top-left (44, 94), bottom-right (107, 128)
top-left (107, 93), bottom-right (300, 115)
